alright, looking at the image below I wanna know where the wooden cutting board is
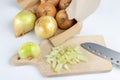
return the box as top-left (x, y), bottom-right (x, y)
top-left (11, 35), bottom-right (112, 77)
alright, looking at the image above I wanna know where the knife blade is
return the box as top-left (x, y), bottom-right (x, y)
top-left (81, 42), bottom-right (120, 66)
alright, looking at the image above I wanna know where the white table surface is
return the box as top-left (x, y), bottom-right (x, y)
top-left (0, 0), bottom-right (120, 80)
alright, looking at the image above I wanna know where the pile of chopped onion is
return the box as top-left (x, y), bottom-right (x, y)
top-left (46, 45), bottom-right (88, 73)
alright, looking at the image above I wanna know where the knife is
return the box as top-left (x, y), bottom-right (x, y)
top-left (81, 42), bottom-right (120, 66)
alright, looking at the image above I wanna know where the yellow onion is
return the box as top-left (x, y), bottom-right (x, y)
top-left (18, 42), bottom-right (41, 60)
top-left (14, 10), bottom-right (36, 37)
top-left (35, 16), bottom-right (57, 39)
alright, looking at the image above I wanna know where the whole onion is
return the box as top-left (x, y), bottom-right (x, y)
top-left (14, 10), bottom-right (36, 37)
top-left (35, 16), bottom-right (57, 39)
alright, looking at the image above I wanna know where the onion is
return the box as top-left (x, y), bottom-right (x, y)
top-left (14, 10), bottom-right (36, 37)
top-left (56, 10), bottom-right (76, 30)
top-left (46, 45), bottom-right (88, 73)
top-left (36, 3), bottom-right (57, 18)
top-left (35, 16), bottom-right (57, 39)
top-left (41, 0), bottom-right (60, 7)
top-left (18, 42), bottom-right (41, 60)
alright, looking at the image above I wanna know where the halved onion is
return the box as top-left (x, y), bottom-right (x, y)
top-left (18, 42), bottom-right (41, 60)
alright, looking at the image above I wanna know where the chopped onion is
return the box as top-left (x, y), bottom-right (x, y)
top-left (46, 45), bottom-right (88, 73)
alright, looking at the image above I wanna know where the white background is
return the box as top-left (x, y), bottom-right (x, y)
top-left (0, 0), bottom-right (120, 80)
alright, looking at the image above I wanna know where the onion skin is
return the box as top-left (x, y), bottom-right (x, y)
top-left (56, 10), bottom-right (76, 30)
top-left (36, 3), bottom-right (57, 18)
top-left (14, 10), bottom-right (36, 37)
top-left (35, 16), bottom-right (57, 39)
